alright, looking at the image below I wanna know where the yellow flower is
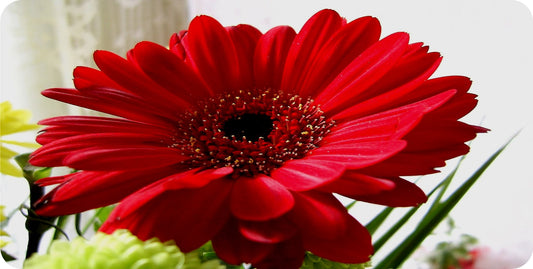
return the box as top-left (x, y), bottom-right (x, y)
top-left (0, 101), bottom-right (39, 177)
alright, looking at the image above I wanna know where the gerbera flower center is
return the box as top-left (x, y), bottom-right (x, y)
top-left (222, 113), bottom-right (273, 142)
top-left (173, 89), bottom-right (333, 177)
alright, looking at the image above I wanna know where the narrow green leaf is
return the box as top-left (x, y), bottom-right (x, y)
top-left (366, 207), bottom-right (393, 236)
top-left (345, 200), bottom-right (357, 210)
top-left (372, 162), bottom-right (461, 253)
top-left (74, 213), bottom-right (84, 237)
top-left (372, 205), bottom-right (419, 253)
top-left (14, 153), bottom-right (51, 183)
top-left (81, 205), bottom-right (116, 234)
top-left (374, 135), bottom-right (516, 269)
top-left (1, 250), bottom-right (16, 262)
top-left (51, 216), bottom-right (69, 241)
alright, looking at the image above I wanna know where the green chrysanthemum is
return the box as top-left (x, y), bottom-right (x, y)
top-left (24, 230), bottom-right (185, 269)
top-left (300, 253), bottom-right (372, 269)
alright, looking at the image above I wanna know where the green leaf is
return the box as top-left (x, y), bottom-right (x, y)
top-left (371, 161), bottom-right (462, 252)
top-left (14, 153), bottom-right (51, 183)
top-left (1, 249), bottom-right (16, 262)
top-left (365, 207), bottom-right (393, 236)
top-left (374, 134), bottom-right (516, 269)
top-left (92, 205), bottom-right (115, 232)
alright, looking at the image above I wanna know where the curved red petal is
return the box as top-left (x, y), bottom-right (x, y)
top-left (230, 175), bottom-right (294, 221)
top-left (308, 140), bottom-right (407, 169)
top-left (227, 24), bottom-right (262, 90)
top-left (132, 41), bottom-right (212, 101)
top-left (281, 9), bottom-right (344, 93)
top-left (76, 86), bottom-right (178, 121)
top-left (316, 32), bottom-right (409, 113)
top-left (252, 236), bottom-right (306, 269)
top-left (238, 216), bottom-right (298, 244)
top-left (303, 213), bottom-right (373, 264)
top-left (101, 176), bottom-right (233, 252)
top-left (288, 191), bottom-right (347, 240)
top-left (41, 88), bottom-right (172, 127)
top-left (36, 116), bottom-right (171, 143)
top-left (254, 26), bottom-right (297, 89)
top-left (62, 146), bottom-right (187, 171)
top-left (360, 148), bottom-right (459, 177)
top-left (324, 105), bottom-right (427, 145)
top-left (34, 168), bottom-right (177, 216)
top-left (270, 159), bottom-right (345, 191)
top-left (30, 132), bottom-right (172, 167)
top-left (73, 66), bottom-right (122, 90)
top-left (184, 15), bottom-right (241, 93)
top-left (212, 218), bottom-right (275, 265)
top-left (319, 171), bottom-right (395, 197)
top-left (299, 16), bottom-right (381, 97)
top-left (330, 52), bottom-right (443, 120)
top-left (163, 167), bottom-right (233, 190)
top-left (93, 50), bottom-right (191, 112)
top-left (348, 177), bottom-right (427, 207)
top-left (169, 30), bottom-right (188, 60)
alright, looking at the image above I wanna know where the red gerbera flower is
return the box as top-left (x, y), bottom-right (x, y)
top-left (30, 9), bottom-right (487, 268)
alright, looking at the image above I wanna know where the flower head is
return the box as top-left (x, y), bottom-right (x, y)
top-left (0, 101), bottom-right (39, 177)
top-left (24, 230), bottom-right (185, 269)
top-left (30, 9), bottom-right (487, 268)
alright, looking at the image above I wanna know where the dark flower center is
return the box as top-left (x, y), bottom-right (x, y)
top-left (173, 89), bottom-right (333, 177)
top-left (223, 113), bottom-right (273, 142)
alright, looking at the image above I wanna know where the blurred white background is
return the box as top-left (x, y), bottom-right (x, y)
top-left (1, 0), bottom-right (532, 268)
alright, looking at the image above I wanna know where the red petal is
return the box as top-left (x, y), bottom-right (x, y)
top-left (324, 105), bottom-right (427, 145)
top-left (270, 159), bottom-right (344, 191)
top-left (184, 15), bottom-right (240, 93)
top-left (303, 213), bottom-right (373, 264)
top-left (41, 88), bottom-right (172, 127)
top-left (281, 9), bottom-right (344, 93)
top-left (331, 53), bottom-right (443, 120)
top-left (348, 177), bottom-right (427, 207)
top-left (299, 16), bottom-right (381, 97)
top-left (34, 168), bottom-right (177, 216)
top-left (403, 120), bottom-right (481, 151)
top-left (163, 167), bottom-right (233, 190)
top-left (101, 175), bottom-right (233, 252)
top-left (35, 116), bottom-right (171, 146)
top-left (316, 32), bottom-right (409, 113)
top-left (212, 218), bottom-right (274, 265)
top-left (230, 175), bottom-right (294, 221)
top-left (288, 191), bottom-right (347, 240)
top-left (319, 171), bottom-right (395, 197)
top-left (31, 132), bottom-right (172, 167)
top-left (37, 116), bottom-right (170, 138)
top-left (354, 51), bottom-right (442, 102)
top-left (169, 31), bottom-right (188, 60)
top-left (402, 75), bottom-right (472, 102)
top-left (252, 236), bottom-right (306, 269)
top-left (73, 66), bottom-right (122, 90)
top-left (253, 26), bottom-right (296, 89)
top-left (227, 24), bottom-right (262, 90)
top-left (63, 146), bottom-right (187, 171)
top-left (93, 50), bottom-right (191, 112)
top-left (238, 216), bottom-right (298, 243)
top-left (360, 150), bottom-right (449, 176)
top-left (308, 140), bottom-right (407, 169)
top-left (132, 41), bottom-right (212, 101)
top-left (34, 175), bottom-right (69, 186)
